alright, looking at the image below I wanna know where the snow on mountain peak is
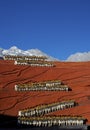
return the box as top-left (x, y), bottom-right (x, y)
top-left (66, 52), bottom-right (90, 62)
top-left (0, 46), bottom-right (58, 61)
top-left (1, 46), bottom-right (90, 61)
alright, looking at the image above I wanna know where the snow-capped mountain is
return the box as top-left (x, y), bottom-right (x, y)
top-left (0, 46), bottom-right (58, 61)
top-left (1, 46), bottom-right (90, 61)
top-left (66, 52), bottom-right (90, 62)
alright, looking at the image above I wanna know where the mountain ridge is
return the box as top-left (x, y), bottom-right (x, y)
top-left (0, 46), bottom-right (90, 61)
top-left (0, 46), bottom-right (58, 61)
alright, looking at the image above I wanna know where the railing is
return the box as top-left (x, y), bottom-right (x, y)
top-left (3, 55), bottom-right (47, 61)
top-left (18, 100), bottom-right (77, 117)
top-left (3, 55), bottom-right (56, 67)
top-left (15, 80), bottom-right (71, 91)
top-left (16, 79), bottom-right (87, 127)
top-left (15, 83), bottom-right (70, 91)
top-left (14, 60), bottom-right (55, 67)
top-left (18, 116), bottom-right (86, 127)
top-left (18, 100), bottom-right (86, 127)
top-left (15, 84), bottom-right (69, 91)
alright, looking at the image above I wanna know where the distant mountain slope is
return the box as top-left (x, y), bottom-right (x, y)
top-left (67, 52), bottom-right (90, 62)
top-left (0, 46), bottom-right (58, 61)
top-left (0, 46), bottom-right (90, 61)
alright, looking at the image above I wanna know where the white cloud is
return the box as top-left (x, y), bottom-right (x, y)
top-left (66, 52), bottom-right (90, 61)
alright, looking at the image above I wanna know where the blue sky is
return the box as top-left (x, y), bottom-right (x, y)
top-left (0, 0), bottom-right (90, 60)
